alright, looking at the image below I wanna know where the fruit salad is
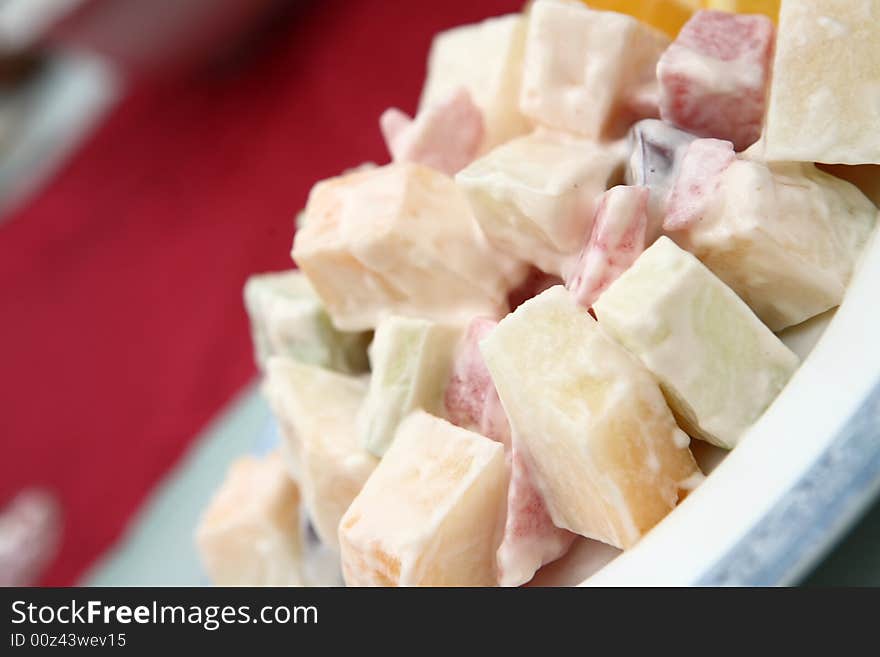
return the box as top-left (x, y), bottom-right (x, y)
top-left (196, 0), bottom-right (880, 587)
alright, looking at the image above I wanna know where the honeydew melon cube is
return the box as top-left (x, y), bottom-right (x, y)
top-left (481, 286), bottom-right (702, 549)
top-left (358, 317), bottom-right (461, 457)
top-left (594, 237), bottom-right (800, 449)
top-left (263, 358), bottom-right (377, 550)
top-left (292, 163), bottom-right (522, 331)
top-left (243, 270), bottom-right (370, 373)
top-left (520, 0), bottom-right (670, 139)
top-left (419, 14), bottom-right (531, 151)
top-left (196, 452), bottom-right (303, 586)
top-left (667, 158), bottom-right (878, 330)
top-left (578, 0), bottom-right (700, 37)
top-left (455, 129), bottom-right (625, 277)
top-left (763, 0), bottom-right (880, 164)
top-left (339, 411), bottom-right (508, 586)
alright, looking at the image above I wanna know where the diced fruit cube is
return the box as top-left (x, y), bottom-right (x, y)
top-left (566, 185), bottom-right (649, 309)
top-left (481, 286), bottom-right (702, 549)
top-left (664, 138), bottom-right (736, 231)
top-left (594, 237), bottom-right (800, 449)
top-left (704, 1), bottom-right (779, 21)
top-left (292, 163), bottom-right (522, 331)
top-left (666, 157), bottom-right (878, 330)
top-left (196, 452), bottom-right (303, 586)
top-left (520, 0), bottom-right (670, 139)
top-left (419, 14), bottom-right (531, 151)
top-left (358, 317), bottom-right (460, 457)
top-left (657, 10), bottom-right (775, 151)
top-left (263, 359), bottom-right (377, 550)
top-left (764, 0), bottom-right (880, 164)
top-left (456, 129), bottom-right (625, 276)
top-left (380, 88), bottom-right (484, 176)
top-left (243, 270), bottom-right (370, 373)
top-left (578, 0), bottom-right (700, 37)
top-left (339, 412), bottom-right (508, 586)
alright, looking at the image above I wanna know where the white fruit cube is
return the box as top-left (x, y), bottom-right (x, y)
top-left (263, 359), bottom-right (377, 550)
top-left (594, 237), bottom-right (800, 449)
top-left (520, 0), bottom-right (670, 139)
top-left (667, 157), bottom-right (878, 330)
top-left (481, 286), bottom-right (702, 549)
top-left (419, 14), bottom-right (531, 151)
top-left (763, 0), bottom-right (880, 164)
top-left (243, 270), bottom-right (370, 373)
top-left (358, 316), bottom-right (461, 457)
top-left (196, 452), bottom-right (303, 586)
top-left (339, 412), bottom-right (508, 586)
top-left (292, 163), bottom-right (521, 331)
top-left (455, 129), bottom-right (625, 276)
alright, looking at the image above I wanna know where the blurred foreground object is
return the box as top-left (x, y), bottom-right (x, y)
top-left (0, 489), bottom-right (63, 586)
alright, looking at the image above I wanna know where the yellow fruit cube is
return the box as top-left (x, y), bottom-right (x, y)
top-left (703, 1), bottom-right (780, 21)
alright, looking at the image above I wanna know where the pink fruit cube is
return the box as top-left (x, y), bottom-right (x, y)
top-left (380, 87), bottom-right (484, 176)
top-left (566, 186), bottom-right (649, 309)
top-left (658, 10), bottom-right (775, 151)
top-left (664, 138), bottom-right (735, 231)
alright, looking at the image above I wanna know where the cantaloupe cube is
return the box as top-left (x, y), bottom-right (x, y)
top-left (481, 286), bottom-right (702, 549)
top-left (196, 452), bottom-right (303, 586)
top-left (292, 163), bottom-right (522, 331)
top-left (455, 129), bottom-right (625, 277)
top-left (520, 1), bottom-right (670, 139)
top-left (263, 359), bottom-right (376, 550)
top-left (419, 14), bottom-right (531, 151)
top-left (339, 412), bottom-right (508, 586)
top-left (763, 0), bottom-right (880, 164)
top-left (243, 270), bottom-right (370, 373)
top-left (579, 1), bottom-right (699, 37)
top-left (666, 155), bottom-right (878, 330)
top-left (594, 237), bottom-right (800, 449)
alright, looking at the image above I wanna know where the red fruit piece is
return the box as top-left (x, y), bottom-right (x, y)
top-left (658, 10), bottom-right (775, 151)
top-left (664, 138), bottom-right (735, 231)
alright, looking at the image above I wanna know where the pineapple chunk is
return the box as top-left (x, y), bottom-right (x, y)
top-left (764, 0), bottom-right (880, 164)
top-left (292, 163), bottom-right (522, 331)
top-left (243, 270), bottom-right (370, 373)
top-left (419, 14), bottom-right (531, 151)
top-left (520, 0), bottom-right (670, 139)
top-left (196, 452), bottom-right (303, 586)
top-left (358, 317), bottom-right (460, 457)
top-left (455, 129), bottom-right (625, 277)
top-left (339, 412), bottom-right (508, 586)
top-left (481, 286), bottom-right (702, 549)
top-left (580, 0), bottom-right (700, 37)
top-left (594, 237), bottom-right (800, 449)
top-left (263, 359), bottom-right (376, 550)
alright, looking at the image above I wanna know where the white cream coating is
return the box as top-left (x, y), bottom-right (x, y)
top-left (519, 0), bottom-right (670, 139)
top-left (419, 14), bottom-right (531, 151)
top-left (481, 286), bottom-right (701, 549)
top-left (293, 163), bottom-right (524, 331)
top-left (263, 358), bottom-right (376, 551)
top-left (764, 0), bottom-right (880, 164)
top-left (455, 129), bottom-right (625, 276)
top-left (594, 237), bottom-right (800, 449)
top-left (358, 316), bottom-right (461, 457)
top-left (339, 412), bottom-right (508, 586)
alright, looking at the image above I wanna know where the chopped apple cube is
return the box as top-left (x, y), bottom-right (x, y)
top-left (594, 237), bottom-right (800, 449)
top-left (578, 0), bottom-right (700, 38)
top-left (243, 270), bottom-right (370, 373)
top-left (196, 452), bottom-right (303, 586)
top-left (481, 285), bottom-right (702, 549)
top-left (292, 163), bottom-right (522, 331)
top-left (339, 411), bottom-right (508, 586)
top-left (658, 10), bottom-right (775, 151)
top-left (419, 14), bottom-right (531, 151)
top-left (566, 185), bottom-right (649, 309)
top-left (263, 359), bottom-right (376, 550)
top-left (666, 157), bottom-right (878, 330)
top-left (456, 129), bottom-right (625, 276)
top-left (380, 88), bottom-right (484, 176)
top-left (764, 0), bottom-right (880, 164)
top-left (520, 0), bottom-right (670, 139)
top-left (358, 317), bottom-right (461, 457)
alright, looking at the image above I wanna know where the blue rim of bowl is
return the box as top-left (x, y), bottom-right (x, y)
top-left (697, 381), bottom-right (880, 586)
